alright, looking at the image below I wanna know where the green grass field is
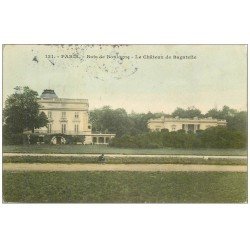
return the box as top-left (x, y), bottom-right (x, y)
top-left (3, 145), bottom-right (247, 156)
top-left (3, 171), bottom-right (247, 203)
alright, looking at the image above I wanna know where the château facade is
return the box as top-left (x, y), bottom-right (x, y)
top-left (34, 89), bottom-right (115, 144)
top-left (148, 116), bottom-right (227, 133)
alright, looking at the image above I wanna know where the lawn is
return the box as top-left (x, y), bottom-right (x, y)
top-left (3, 171), bottom-right (247, 203)
top-left (3, 145), bottom-right (247, 156)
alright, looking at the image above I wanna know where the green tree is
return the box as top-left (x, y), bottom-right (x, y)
top-left (227, 111), bottom-right (247, 131)
top-left (90, 106), bottom-right (133, 137)
top-left (3, 86), bottom-right (48, 134)
top-left (172, 107), bottom-right (202, 118)
top-left (205, 106), bottom-right (237, 119)
top-left (205, 106), bottom-right (247, 132)
top-left (90, 107), bottom-right (165, 137)
top-left (199, 126), bottom-right (246, 148)
top-left (128, 112), bottom-right (163, 135)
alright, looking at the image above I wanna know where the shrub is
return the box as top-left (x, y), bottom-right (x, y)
top-left (44, 134), bottom-right (53, 144)
top-left (72, 135), bottom-right (85, 144)
top-left (29, 134), bottom-right (39, 144)
top-left (110, 127), bottom-right (247, 149)
top-left (3, 133), bottom-right (24, 145)
top-left (42, 134), bottom-right (86, 145)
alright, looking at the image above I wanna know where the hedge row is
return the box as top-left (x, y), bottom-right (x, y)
top-left (110, 127), bottom-right (247, 149)
top-left (3, 155), bottom-right (247, 165)
top-left (3, 133), bottom-right (85, 145)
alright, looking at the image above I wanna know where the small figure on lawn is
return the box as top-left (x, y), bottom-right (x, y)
top-left (98, 154), bottom-right (106, 164)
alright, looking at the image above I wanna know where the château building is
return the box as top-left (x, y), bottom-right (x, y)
top-left (34, 89), bottom-right (115, 144)
top-left (148, 116), bottom-right (227, 133)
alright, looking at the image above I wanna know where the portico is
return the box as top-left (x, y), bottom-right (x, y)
top-left (88, 133), bottom-right (116, 145)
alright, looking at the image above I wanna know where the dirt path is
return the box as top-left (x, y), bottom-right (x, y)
top-left (3, 163), bottom-right (247, 172)
top-left (3, 153), bottom-right (247, 159)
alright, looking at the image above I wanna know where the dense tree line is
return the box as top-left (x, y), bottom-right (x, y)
top-left (172, 107), bottom-right (202, 118)
top-left (90, 106), bottom-right (247, 134)
top-left (90, 106), bottom-right (163, 137)
top-left (110, 127), bottom-right (247, 149)
top-left (90, 106), bottom-right (247, 149)
top-left (171, 106), bottom-right (247, 132)
top-left (3, 86), bottom-right (247, 149)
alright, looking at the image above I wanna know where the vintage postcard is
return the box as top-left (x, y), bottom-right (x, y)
top-left (2, 44), bottom-right (247, 203)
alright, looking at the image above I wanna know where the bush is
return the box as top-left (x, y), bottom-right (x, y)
top-left (44, 134), bottom-right (53, 144)
top-left (199, 127), bottom-right (247, 149)
top-left (43, 134), bottom-right (85, 145)
top-left (72, 135), bottom-right (85, 144)
top-left (29, 134), bottom-right (39, 144)
top-left (65, 135), bottom-right (74, 145)
top-left (110, 127), bottom-right (247, 149)
top-left (3, 133), bottom-right (24, 145)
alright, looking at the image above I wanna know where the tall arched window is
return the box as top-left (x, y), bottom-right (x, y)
top-left (47, 124), bottom-right (52, 133)
top-left (61, 124), bottom-right (66, 133)
top-left (74, 124), bottom-right (79, 133)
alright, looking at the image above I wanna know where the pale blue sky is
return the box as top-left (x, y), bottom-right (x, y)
top-left (3, 45), bottom-right (247, 113)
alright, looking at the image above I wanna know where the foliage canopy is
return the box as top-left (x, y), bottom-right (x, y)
top-left (3, 86), bottom-right (48, 144)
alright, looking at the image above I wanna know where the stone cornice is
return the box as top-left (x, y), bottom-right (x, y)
top-left (38, 98), bottom-right (88, 102)
top-left (40, 108), bottom-right (88, 111)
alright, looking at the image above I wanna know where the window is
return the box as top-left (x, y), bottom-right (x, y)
top-left (155, 126), bottom-right (161, 131)
top-left (47, 124), bottom-right (52, 133)
top-left (48, 111), bottom-right (52, 118)
top-left (74, 124), bottom-right (79, 133)
top-left (171, 125), bottom-right (176, 131)
top-left (188, 124), bottom-right (195, 132)
top-left (61, 124), bottom-right (66, 133)
top-left (75, 112), bottom-right (79, 119)
top-left (99, 137), bottom-right (104, 143)
top-left (62, 111), bottom-right (66, 118)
